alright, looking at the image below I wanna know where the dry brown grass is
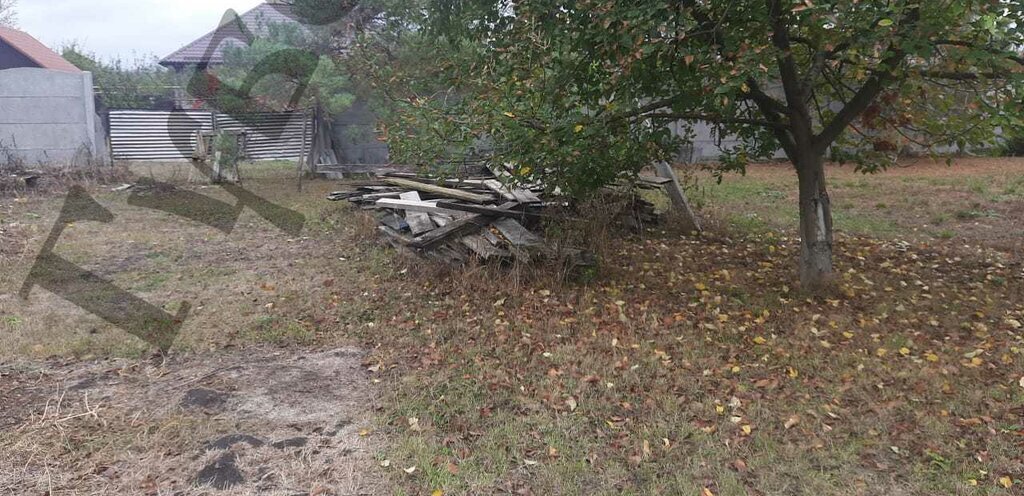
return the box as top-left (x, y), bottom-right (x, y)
top-left (2, 158), bottom-right (1023, 495)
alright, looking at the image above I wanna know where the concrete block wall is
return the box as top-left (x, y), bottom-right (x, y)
top-left (0, 67), bottom-right (105, 165)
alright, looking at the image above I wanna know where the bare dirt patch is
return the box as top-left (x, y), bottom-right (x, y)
top-left (0, 346), bottom-right (382, 495)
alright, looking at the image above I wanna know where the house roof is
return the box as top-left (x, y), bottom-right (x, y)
top-left (159, 2), bottom-right (306, 68)
top-left (0, 26), bottom-right (82, 72)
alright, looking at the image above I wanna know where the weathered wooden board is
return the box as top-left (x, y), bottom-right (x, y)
top-left (461, 234), bottom-right (510, 260)
top-left (492, 218), bottom-right (544, 248)
top-left (376, 212), bottom-right (408, 231)
top-left (376, 198), bottom-right (464, 216)
top-left (410, 216), bottom-right (489, 248)
top-left (654, 161), bottom-right (702, 233)
top-left (382, 177), bottom-right (494, 203)
top-left (430, 214), bottom-right (453, 227)
top-left (435, 201), bottom-right (531, 219)
top-left (483, 179), bottom-right (517, 201)
top-left (639, 175), bottom-right (672, 186)
top-left (348, 191), bottom-right (404, 202)
top-left (409, 201), bottom-right (519, 249)
top-left (378, 225), bottom-right (413, 245)
top-left (400, 192), bottom-right (436, 235)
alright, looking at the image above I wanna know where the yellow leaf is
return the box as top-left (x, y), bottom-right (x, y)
top-left (967, 479), bottom-right (978, 486)
top-left (842, 331), bottom-right (854, 339)
top-left (574, 124), bottom-right (584, 133)
top-left (432, 491), bottom-right (444, 496)
top-left (503, 111), bottom-right (516, 118)
top-left (715, 405), bottom-right (725, 415)
top-left (925, 352), bottom-right (939, 362)
top-left (999, 476), bottom-right (1013, 488)
top-left (899, 347), bottom-right (911, 356)
top-left (731, 365), bottom-right (741, 373)
top-left (702, 488), bottom-right (715, 496)
top-left (753, 336), bottom-right (767, 345)
top-left (694, 282), bottom-right (707, 291)
top-left (876, 348), bottom-right (888, 357)
top-left (787, 367), bottom-right (799, 379)
top-left (741, 424), bottom-right (753, 435)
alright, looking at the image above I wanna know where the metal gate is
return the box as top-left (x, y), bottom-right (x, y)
top-left (109, 110), bottom-right (311, 161)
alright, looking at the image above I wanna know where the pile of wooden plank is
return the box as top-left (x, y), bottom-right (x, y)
top-left (329, 172), bottom-right (565, 265)
top-left (329, 165), bottom-right (698, 268)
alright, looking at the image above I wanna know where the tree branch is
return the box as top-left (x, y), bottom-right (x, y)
top-left (640, 112), bottom-right (784, 129)
top-left (813, 7), bottom-right (920, 154)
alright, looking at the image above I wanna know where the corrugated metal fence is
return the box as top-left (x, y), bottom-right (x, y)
top-left (109, 110), bottom-right (310, 161)
top-left (215, 112), bottom-right (310, 160)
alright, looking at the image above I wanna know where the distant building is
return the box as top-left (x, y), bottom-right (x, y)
top-left (159, 1), bottom-right (308, 72)
top-left (0, 27), bottom-right (106, 165)
top-left (0, 26), bottom-right (81, 72)
top-left (157, 1), bottom-right (388, 166)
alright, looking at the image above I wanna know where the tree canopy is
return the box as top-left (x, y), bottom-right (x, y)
top-left (188, 21), bottom-right (355, 115)
top-left (342, 0), bottom-right (1023, 290)
top-left (0, 0), bottom-right (16, 27)
top-left (61, 45), bottom-right (179, 109)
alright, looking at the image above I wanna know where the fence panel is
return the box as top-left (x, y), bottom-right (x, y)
top-left (109, 110), bottom-right (311, 162)
top-left (109, 110), bottom-right (214, 161)
top-left (215, 111), bottom-right (310, 161)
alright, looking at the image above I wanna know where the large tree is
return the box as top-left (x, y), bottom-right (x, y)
top-left (348, 0), bottom-right (1024, 291)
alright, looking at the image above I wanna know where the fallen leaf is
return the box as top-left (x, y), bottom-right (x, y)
top-left (404, 466), bottom-right (417, 474)
top-left (784, 415), bottom-right (800, 429)
top-left (566, 397), bottom-right (578, 412)
top-left (408, 417), bottom-right (422, 432)
top-left (732, 458), bottom-right (748, 472)
top-left (432, 491), bottom-right (444, 496)
top-left (741, 424), bottom-right (753, 435)
top-left (380, 460), bottom-right (391, 467)
top-left (999, 476), bottom-right (1013, 488)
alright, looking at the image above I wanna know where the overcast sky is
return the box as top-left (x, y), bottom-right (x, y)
top-left (16, 0), bottom-right (265, 63)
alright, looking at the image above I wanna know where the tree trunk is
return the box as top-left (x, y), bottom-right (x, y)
top-left (795, 154), bottom-right (834, 292)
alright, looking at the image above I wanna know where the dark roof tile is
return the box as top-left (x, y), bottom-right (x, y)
top-left (159, 3), bottom-right (305, 67)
